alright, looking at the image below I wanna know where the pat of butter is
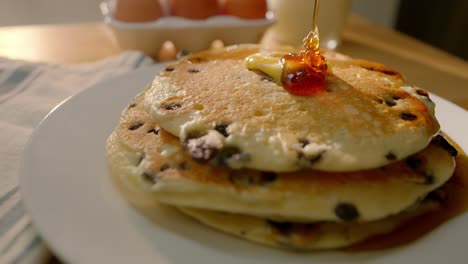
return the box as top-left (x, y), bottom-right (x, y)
top-left (245, 53), bottom-right (283, 84)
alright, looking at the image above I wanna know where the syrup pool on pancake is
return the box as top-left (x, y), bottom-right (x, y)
top-left (246, 0), bottom-right (328, 96)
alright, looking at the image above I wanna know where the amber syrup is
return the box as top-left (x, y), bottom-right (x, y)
top-left (280, 0), bottom-right (328, 96)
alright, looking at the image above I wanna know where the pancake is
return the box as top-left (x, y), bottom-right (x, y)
top-left (107, 123), bottom-right (443, 250)
top-left (106, 92), bottom-right (456, 222)
top-left (177, 198), bottom-right (440, 250)
top-left (144, 44), bottom-right (440, 172)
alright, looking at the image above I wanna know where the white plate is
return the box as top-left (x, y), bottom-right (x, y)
top-left (20, 65), bottom-right (468, 264)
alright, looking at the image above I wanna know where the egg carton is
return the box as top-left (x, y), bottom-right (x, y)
top-left (100, 0), bottom-right (275, 57)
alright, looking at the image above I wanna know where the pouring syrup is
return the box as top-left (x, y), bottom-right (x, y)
top-left (280, 0), bottom-right (328, 96)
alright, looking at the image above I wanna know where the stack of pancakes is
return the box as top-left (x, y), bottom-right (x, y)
top-left (106, 45), bottom-right (458, 249)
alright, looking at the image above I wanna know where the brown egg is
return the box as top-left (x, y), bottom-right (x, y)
top-left (220, 0), bottom-right (267, 19)
top-left (114, 0), bottom-right (164, 22)
top-left (168, 0), bottom-right (219, 19)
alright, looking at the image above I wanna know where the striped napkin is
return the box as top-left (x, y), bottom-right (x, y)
top-left (0, 52), bottom-right (154, 264)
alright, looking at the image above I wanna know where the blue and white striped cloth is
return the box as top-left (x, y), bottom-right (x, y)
top-left (0, 52), bottom-right (154, 264)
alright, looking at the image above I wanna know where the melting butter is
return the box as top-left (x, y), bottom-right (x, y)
top-left (245, 53), bottom-right (284, 84)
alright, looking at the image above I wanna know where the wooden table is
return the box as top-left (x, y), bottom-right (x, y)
top-left (0, 15), bottom-right (467, 110)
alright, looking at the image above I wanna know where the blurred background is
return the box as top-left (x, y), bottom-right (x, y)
top-left (0, 0), bottom-right (466, 60)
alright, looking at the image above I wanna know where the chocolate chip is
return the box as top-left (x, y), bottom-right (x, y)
top-left (142, 172), bottom-right (157, 184)
top-left (128, 103), bottom-right (137, 108)
top-left (426, 188), bottom-right (447, 205)
top-left (178, 162), bottom-right (190, 170)
top-left (416, 89), bottom-right (429, 97)
top-left (406, 156), bottom-right (422, 170)
top-left (184, 137), bottom-right (219, 163)
top-left (188, 68), bottom-right (201, 73)
top-left (433, 134), bottom-right (458, 157)
top-left (218, 146), bottom-right (250, 166)
top-left (424, 172), bottom-right (435, 185)
top-left (392, 95), bottom-right (402, 100)
top-left (335, 202), bottom-right (359, 222)
top-left (406, 156), bottom-right (435, 184)
top-left (228, 170), bottom-right (276, 187)
top-left (129, 122), bottom-right (144, 130)
top-left (260, 172), bottom-right (279, 183)
top-left (160, 163), bottom-right (170, 171)
top-left (161, 103), bottom-right (182, 111)
top-left (400, 112), bottom-right (418, 121)
top-left (147, 128), bottom-right (159, 135)
top-left (165, 66), bottom-right (175, 72)
top-left (385, 152), bottom-right (397, 161)
top-left (266, 220), bottom-right (293, 236)
top-left (298, 138), bottom-right (310, 148)
top-left (385, 98), bottom-right (397, 107)
top-left (377, 98), bottom-right (384, 104)
top-left (214, 123), bottom-right (230, 137)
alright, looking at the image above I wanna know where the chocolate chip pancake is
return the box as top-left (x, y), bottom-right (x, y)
top-left (106, 91), bottom-right (456, 223)
top-left (107, 119), bottom-right (444, 250)
top-left (177, 198), bottom-right (440, 250)
top-left (144, 44), bottom-right (440, 172)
